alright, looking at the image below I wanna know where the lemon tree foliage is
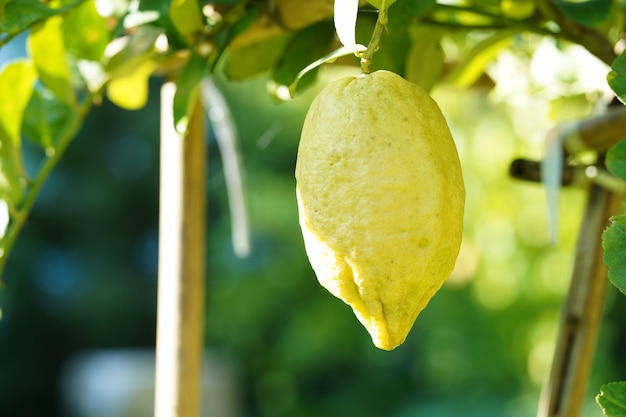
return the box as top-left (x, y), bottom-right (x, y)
top-left (597, 382), bottom-right (626, 417)
top-left (1, 0), bottom-right (626, 407)
top-left (603, 140), bottom-right (626, 299)
top-left (552, 0), bottom-right (611, 28)
top-left (608, 52), bottom-right (626, 105)
top-left (603, 215), bottom-right (626, 296)
top-left (607, 140), bottom-right (626, 181)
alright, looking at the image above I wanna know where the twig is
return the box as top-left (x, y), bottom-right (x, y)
top-left (360, 1), bottom-right (388, 74)
top-left (0, 97), bottom-right (92, 277)
top-left (534, 0), bottom-right (616, 66)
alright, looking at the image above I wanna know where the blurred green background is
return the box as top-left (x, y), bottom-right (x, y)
top-left (0, 41), bottom-right (625, 417)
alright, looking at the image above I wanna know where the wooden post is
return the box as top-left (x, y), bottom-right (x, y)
top-left (537, 183), bottom-right (622, 417)
top-left (154, 82), bottom-right (206, 417)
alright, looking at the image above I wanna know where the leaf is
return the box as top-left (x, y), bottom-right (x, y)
top-left (606, 139), bottom-right (626, 181)
top-left (225, 34), bottom-right (291, 80)
top-left (430, 4), bottom-right (500, 27)
top-left (0, 60), bottom-right (36, 145)
top-left (597, 382), bottom-right (626, 417)
top-left (501, 0), bottom-right (536, 20)
top-left (0, 60), bottom-right (37, 204)
top-left (22, 87), bottom-right (75, 150)
top-left (63, 0), bottom-right (110, 61)
top-left (552, 0), bottom-right (611, 28)
top-left (0, 0), bottom-right (8, 24)
top-left (210, 5), bottom-right (258, 64)
top-left (107, 60), bottom-right (157, 110)
top-left (287, 45), bottom-right (363, 98)
top-left (391, 0), bottom-right (437, 22)
top-left (27, 15), bottom-right (74, 105)
top-left (445, 28), bottom-right (517, 87)
top-left (368, 0), bottom-right (397, 10)
top-left (602, 215), bottom-right (626, 296)
top-left (1, 0), bottom-right (59, 35)
top-left (608, 53), bottom-right (626, 105)
top-left (105, 25), bottom-right (162, 78)
top-left (405, 25), bottom-right (445, 91)
top-left (173, 52), bottom-right (209, 134)
top-left (334, 0), bottom-right (360, 52)
top-left (270, 20), bottom-right (336, 99)
top-left (169, 0), bottom-right (204, 44)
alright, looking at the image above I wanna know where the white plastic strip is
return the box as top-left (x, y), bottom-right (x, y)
top-left (200, 78), bottom-right (251, 258)
top-left (541, 121), bottom-right (579, 244)
top-left (334, 0), bottom-right (359, 53)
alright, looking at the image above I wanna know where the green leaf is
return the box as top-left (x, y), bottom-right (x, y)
top-left (169, 0), bottom-right (204, 44)
top-left (1, 0), bottom-right (59, 35)
top-left (445, 28), bottom-right (517, 87)
top-left (405, 25), bottom-right (445, 91)
top-left (210, 4), bottom-right (258, 64)
top-left (270, 20), bottom-right (335, 99)
top-left (63, 0), bottom-right (110, 61)
top-left (606, 139), bottom-right (626, 181)
top-left (105, 25), bottom-right (162, 78)
top-left (173, 52), bottom-right (209, 134)
top-left (391, 0), bottom-right (437, 20)
top-left (0, 60), bottom-right (37, 204)
top-left (22, 87), bottom-right (75, 150)
top-left (107, 60), bottom-right (157, 110)
top-left (597, 382), bottom-right (626, 417)
top-left (501, 0), bottom-right (536, 20)
top-left (27, 15), bottom-right (74, 105)
top-left (602, 215), bottom-right (626, 296)
top-left (608, 53), bottom-right (626, 105)
top-left (225, 34), bottom-right (291, 80)
top-left (430, 4), bottom-right (500, 26)
top-left (552, 0), bottom-right (611, 28)
top-left (0, 60), bottom-right (36, 144)
top-left (287, 45), bottom-right (364, 98)
top-left (0, 0), bottom-right (8, 24)
top-left (368, 0), bottom-right (397, 10)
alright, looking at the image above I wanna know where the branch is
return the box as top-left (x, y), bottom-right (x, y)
top-left (534, 0), bottom-right (616, 65)
top-left (0, 97), bottom-right (93, 277)
top-left (361, 2), bottom-right (389, 74)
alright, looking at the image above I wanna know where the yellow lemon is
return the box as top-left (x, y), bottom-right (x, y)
top-left (295, 70), bottom-right (465, 350)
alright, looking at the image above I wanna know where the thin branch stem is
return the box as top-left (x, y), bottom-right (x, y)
top-left (0, 97), bottom-right (92, 276)
top-left (534, 0), bottom-right (616, 65)
top-left (360, 2), bottom-right (388, 74)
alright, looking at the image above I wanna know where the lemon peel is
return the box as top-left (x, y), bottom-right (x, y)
top-left (295, 70), bottom-right (465, 350)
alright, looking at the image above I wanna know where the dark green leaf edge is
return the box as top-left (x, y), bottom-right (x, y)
top-left (602, 215), bottom-right (626, 296)
top-left (597, 381), bottom-right (626, 417)
top-left (0, 0), bottom-right (84, 38)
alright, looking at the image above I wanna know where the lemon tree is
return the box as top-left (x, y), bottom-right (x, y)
top-left (2, 0), bottom-right (626, 414)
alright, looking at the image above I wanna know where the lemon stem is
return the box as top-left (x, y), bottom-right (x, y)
top-left (361, 2), bottom-right (388, 74)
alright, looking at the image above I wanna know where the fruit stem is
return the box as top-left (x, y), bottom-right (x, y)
top-left (360, 1), bottom-right (388, 74)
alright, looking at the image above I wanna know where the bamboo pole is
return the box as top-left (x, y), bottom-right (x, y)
top-left (154, 82), bottom-right (206, 417)
top-left (536, 183), bottom-right (623, 417)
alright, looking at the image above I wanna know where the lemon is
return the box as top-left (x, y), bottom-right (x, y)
top-left (295, 70), bottom-right (465, 351)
